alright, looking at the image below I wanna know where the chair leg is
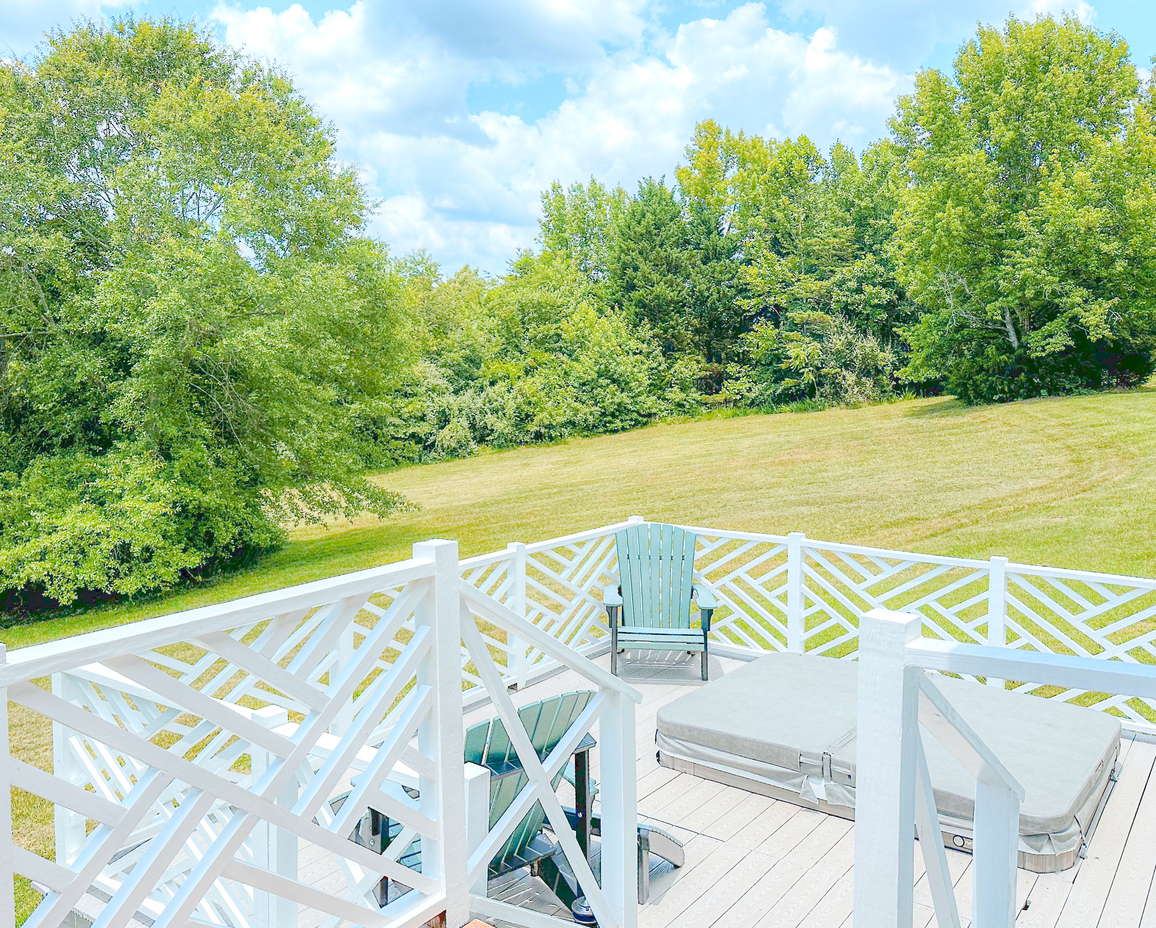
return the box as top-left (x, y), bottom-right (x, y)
top-left (638, 825), bottom-right (651, 905)
top-left (701, 647), bottom-right (708, 682)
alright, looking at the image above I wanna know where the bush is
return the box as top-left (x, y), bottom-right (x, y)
top-left (726, 312), bottom-right (897, 407)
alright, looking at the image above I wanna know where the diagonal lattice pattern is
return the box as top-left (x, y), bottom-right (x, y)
top-left (14, 569), bottom-right (449, 928)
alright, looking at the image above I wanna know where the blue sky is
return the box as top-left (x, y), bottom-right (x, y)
top-left (4, 0), bottom-right (1155, 273)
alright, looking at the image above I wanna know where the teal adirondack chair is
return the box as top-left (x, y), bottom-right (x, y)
top-left (347, 689), bottom-right (684, 908)
top-left (604, 522), bottom-right (718, 681)
top-left (463, 691), bottom-right (597, 881)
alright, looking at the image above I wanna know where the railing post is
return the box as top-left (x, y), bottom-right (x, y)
top-left (413, 539), bottom-right (468, 926)
top-left (51, 673), bottom-right (85, 865)
top-left (464, 763), bottom-right (491, 898)
top-left (787, 532), bottom-right (806, 652)
top-left (598, 688), bottom-right (638, 928)
top-left (252, 705), bottom-right (295, 928)
top-left (329, 596), bottom-right (362, 736)
top-left (854, 609), bottom-right (921, 928)
top-left (987, 556), bottom-right (1009, 688)
top-left (973, 775), bottom-right (1019, 928)
top-left (0, 646), bottom-right (12, 928)
top-left (507, 542), bottom-right (529, 689)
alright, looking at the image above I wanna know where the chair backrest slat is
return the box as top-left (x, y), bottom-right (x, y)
top-left (464, 691), bottom-right (596, 872)
top-left (615, 522), bottom-right (697, 630)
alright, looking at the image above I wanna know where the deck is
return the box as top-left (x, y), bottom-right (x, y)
top-left (466, 651), bottom-right (1156, 928)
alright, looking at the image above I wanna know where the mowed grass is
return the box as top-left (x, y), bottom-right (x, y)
top-left (3, 388), bottom-right (1156, 919)
top-left (5, 386), bottom-right (1154, 652)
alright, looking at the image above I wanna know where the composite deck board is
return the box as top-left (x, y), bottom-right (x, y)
top-left (1054, 740), bottom-right (1156, 928)
top-left (713, 857), bottom-right (810, 927)
top-left (1097, 742), bottom-right (1156, 928)
top-left (637, 840), bottom-right (751, 928)
top-left (289, 653), bottom-right (1156, 928)
top-left (751, 831), bottom-right (855, 928)
top-left (795, 875), bottom-right (854, 928)
top-left (705, 792), bottom-right (788, 843)
top-left (1019, 873), bottom-right (1076, 928)
top-left (675, 848), bottom-right (784, 928)
top-left (728, 800), bottom-right (802, 852)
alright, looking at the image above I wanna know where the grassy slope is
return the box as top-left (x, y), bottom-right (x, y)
top-left (5, 387), bottom-right (1154, 651)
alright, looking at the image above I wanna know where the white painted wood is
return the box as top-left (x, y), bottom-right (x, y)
top-left (853, 609), bottom-right (922, 928)
top-left (601, 687), bottom-right (639, 928)
top-left (224, 860), bottom-right (391, 926)
top-left (916, 675), bottom-right (1024, 801)
top-left (986, 557), bottom-right (1008, 688)
top-left (787, 532), bottom-right (806, 653)
top-left (508, 541), bottom-right (530, 689)
top-left (913, 733), bottom-right (961, 928)
top-left (471, 894), bottom-right (575, 928)
top-left (466, 694), bottom-right (604, 884)
top-left (458, 610), bottom-right (619, 928)
top-left (908, 640), bottom-right (1156, 702)
top-left (329, 597), bottom-right (362, 735)
top-left (461, 582), bottom-right (642, 703)
top-left (0, 557), bottom-right (436, 685)
top-left (414, 538), bottom-right (469, 928)
top-left (51, 673), bottom-right (86, 868)
top-left (972, 777), bottom-right (1019, 928)
top-left (464, 763), bottom-right (490, 898)
top-left (251, 705), bottom-right (296, 928)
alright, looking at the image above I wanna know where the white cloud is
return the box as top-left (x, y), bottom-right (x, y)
top-left (212, 1), bottom-right (909, 273)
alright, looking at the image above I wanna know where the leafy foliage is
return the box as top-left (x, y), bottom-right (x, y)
top-left (5, 13), bottom-right (1155, 608)
top-left (892, 15), bottom-right (1156, 400)
top-left (0, 19), bottom-right (405, 604)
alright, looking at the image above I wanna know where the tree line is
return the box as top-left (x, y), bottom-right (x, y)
top-left (2, 15), bottom-right (1154, 606)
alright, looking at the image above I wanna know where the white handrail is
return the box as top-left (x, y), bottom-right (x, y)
top-left (1, 556), bottom-right (436, 686)
top-left (856, 609), bottom-right (1024, 928)
top-left (909, 638), bottom-right (1156, 698)
top-left (856, 606), bottom-right (1156, 928)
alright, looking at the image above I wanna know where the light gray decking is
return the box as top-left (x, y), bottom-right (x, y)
top-left (467, 651), bottom-right (1156, 928)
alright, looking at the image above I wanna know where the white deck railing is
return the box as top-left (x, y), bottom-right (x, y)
top-left (854, 608), bottom-right (1156, 928)
top-left (5, 517), bottom-right (1155, 928)
top-left (2, 540), bottom-right (640, 928)
top-left (475, 517), bottom-right (1156, 733)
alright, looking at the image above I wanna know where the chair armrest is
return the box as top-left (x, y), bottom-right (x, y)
top-left (603, 584), bottom-right (623, 608)
top-left (694, 586), bottom-right (719, 610)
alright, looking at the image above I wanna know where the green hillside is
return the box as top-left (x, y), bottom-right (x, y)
top-left (6, 388), bottom-right (1154, 651)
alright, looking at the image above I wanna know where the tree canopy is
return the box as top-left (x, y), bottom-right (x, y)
top-left (0, 19), bottom-right (405, 604)
top-left (891, 15), bottom-right (1156, 400)
top-left (2, 13), bottom-right (1154, 609)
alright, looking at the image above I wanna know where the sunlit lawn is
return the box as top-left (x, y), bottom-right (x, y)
top-left (5, 387), bottom-right (1155, 651)
top-left (5, 387), bottom-right (1156, 919)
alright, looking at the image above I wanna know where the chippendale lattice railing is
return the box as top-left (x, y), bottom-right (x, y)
top-left (484, 518), bottom-right (1156, 731)
top-left (2, 540), bottom-right (640, 928)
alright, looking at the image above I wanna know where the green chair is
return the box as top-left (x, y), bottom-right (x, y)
top-left (464, 691), bottom-right (598, 883)
top-left (604, 522), bottom-right (718, 681)
top-left (345, 690), bottom-right (684, 908)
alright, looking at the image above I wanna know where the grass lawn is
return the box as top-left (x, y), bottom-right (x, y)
top-left (5, 386), bottom-right (1154, 651)
top-left (3, 387), bottom-right (1156, 919)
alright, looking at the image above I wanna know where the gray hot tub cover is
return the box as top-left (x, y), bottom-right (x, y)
top-left (655, 652), bottom-right (1121, 872)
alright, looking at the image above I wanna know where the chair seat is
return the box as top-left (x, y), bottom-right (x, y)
top-left (617, 628), bottom-right (705, 651)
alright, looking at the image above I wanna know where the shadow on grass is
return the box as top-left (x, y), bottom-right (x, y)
top-left (902, 397), bottom-right (971, 418)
